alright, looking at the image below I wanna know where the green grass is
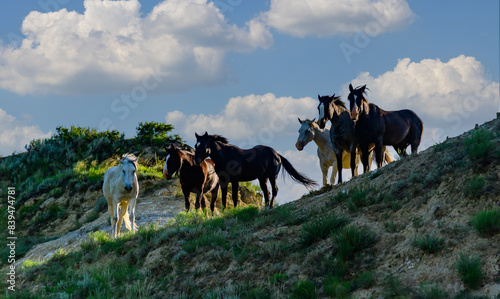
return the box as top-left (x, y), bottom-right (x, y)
top-left (470, 208), bottom-right (500, 236)
top-left (290, 280), bottom-right (316, 299)
top-left (464, 128), bottom-right (496, 164)
top-left (417, 282), bottom-right (449, 299)
top-left (299, 214), bottom-right (349, 246)
top-left (182, 230), bottom-right (230, 254)
top-left (413, 234), bottom-right (445, 254)
top-left (456, 254), bottom-right (484, 290)
top-left (334, 225), bottom-right (378, 261)
top-left (269, 273), bottom-right (288, 285)
top-left (465, 176), bottom-right (486, 198)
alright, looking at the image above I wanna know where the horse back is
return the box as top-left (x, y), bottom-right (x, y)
top-left (381, 108), bottom-right (423, 144)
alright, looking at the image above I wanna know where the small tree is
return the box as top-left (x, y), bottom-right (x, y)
top-left (136, 121), bottom-right (182, 145)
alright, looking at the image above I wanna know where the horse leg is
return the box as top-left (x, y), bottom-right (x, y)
top-left (201, 194), bottom-right (207, 210)
top-left (269, 177), bottom-right (278, 208)
top-left (332, 146), bottom-right (343, 184)
top-left (129, 197), bottom-right (137, 232)
top-left (350, 147), bottom-right (357, 177)
top-left (194, 191), bottom-right (202, 210)
top-left (360, 143), bottom-right (370, 173)
top-left (116, 204), bottom-right (128, 237)
top-left (182, 188), bottom-right (191, 211)
top-left (321, 163), bottom-right (328, 187)
top-left (375, 139), bottom-right (384, 169)
top-left (231, 182), bottom-right (239, 208)
top-left (210, 184), bottom-right (220, 212)
top-left (221, 186), bottom-right (228, 209)
top-left (330, 160), bottom-right (337, 186)
top-left (108, 201), bottom-right (116, 237)
top-left (259, 177), bottom-right (270, 207)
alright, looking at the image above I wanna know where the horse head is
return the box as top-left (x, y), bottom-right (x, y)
top-left (119, 155), bottom-right (137, 192)
top-left (163, 144), bottom-right (182, 180)
top-left (296, 118), bottom-right (316, 151)
top-left (194, 132), bottom-right (211, 165)
top-left (348, 84), bottom-right (369, 121)
top-left (317, 94), bottom-right (339, 129)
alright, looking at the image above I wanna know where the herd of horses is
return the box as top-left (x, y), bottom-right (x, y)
top-left (102, 84), bottom-right (424, 236)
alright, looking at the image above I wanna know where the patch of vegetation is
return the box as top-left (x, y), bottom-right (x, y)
top-left (334, 225), bottom-right (378, 261)
top-left (136, 121), bottom-right (182, 146)
top-left (456, 253), bottom-right (484, 290)
top-left (290, 280), bottom-right (316, 299)
top-left (417, 282), bottom-right (449, 299)
top-left (464, 128), bottom-right (496, 165)
top-left (470, 208), bottom-right (500, 236)
top-left (465, 175), bottom-right (486, 198)
top-left (413, 234), bottom-right (445, 254)
top-left (299, 214), bottom-right (349, 246)
top-left (382, 274), bottom-right (411, 298)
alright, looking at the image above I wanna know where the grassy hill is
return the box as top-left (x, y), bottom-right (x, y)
top-left (5, 117), bottom-right (500, 298)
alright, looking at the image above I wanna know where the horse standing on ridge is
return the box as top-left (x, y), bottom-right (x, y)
top-left (163, 144), bottom-right (220, 212)
top-left (347, 84), bottom-right (423, 172)
top-left (295, 118), bottom-right (358, 186)
top-left (102, 154), bottom-right (139, 238)
top-left (194, 132), bottom-right (317, 209)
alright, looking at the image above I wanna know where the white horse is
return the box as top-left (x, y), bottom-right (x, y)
top-left (102, 154), bottom-right (139, 237)
top-left (296, 118), bottom-right (359, 186)
top-left (296, 118), bottom-right (394, 186)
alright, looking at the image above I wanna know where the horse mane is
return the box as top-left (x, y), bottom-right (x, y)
top-left (334, 98), bottom-right (347, 109)
top-left (210, 134), bottom-right (229, 145)
top-left (121, 153), bottom-right (138, 169)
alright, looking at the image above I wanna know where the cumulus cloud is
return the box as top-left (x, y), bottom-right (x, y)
top-left (166, 93), bottom-right (317, 143)
top-left (0, 0), bottom-right (273, 95)
top-left (0, 109), bottom-right (52, 156)
top-left (342, 55), bottom-right (499, 146)
top-left (261, 0), bottom-right (415, 38)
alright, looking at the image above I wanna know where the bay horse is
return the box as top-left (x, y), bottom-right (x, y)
top-left (347, 84), bottom-right (423, 172)
top-left (194, 132), bottom-right (317, 209)
top-left (102, 154), bottom-right (139, 238)
top-left (317, 94), bottom-right (394, 183)
top-left (296, 118), bottom-right (358, 186)
top-left (163, 144), bottom-right (220, 212)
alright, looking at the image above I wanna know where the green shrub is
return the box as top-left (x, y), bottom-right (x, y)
top-left (330, 191), bottom-right (349, 204)
top-left (417, 282), bottom-right (449, 299)
top-left (323, 276), bottom-right (351, 298)
top-left (136, 121), bottom-right (181, 144)
top-left (269, 273), bottom-right (288, 285)
top-left (382, 274), bottom-right (410, 298)
top-left (470, 208), bottom-right (500, 236)
top-left (290, 280), bottom-right (316, 299)
top-left (465, 176), bottom-right (486, 198)
top-left (413, 234), bottom-right (444, 254)
top-left (464, 128), bottom-right (495, 164)
top-left (456, 253), bottom-right (484, 290)
top-left (335, 225), bottom-right (378, 261)
top-left (299, 214), bottom-right (349, 246)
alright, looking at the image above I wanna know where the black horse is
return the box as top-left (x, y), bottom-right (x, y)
top-left (163, 144), bottom-right (220, 211)
top-left (194, 132), bottom-right (317, 209)
top-left (347, 84), bottom-right (423, 172)
top-left (317, 94), bottom-right (358, 184)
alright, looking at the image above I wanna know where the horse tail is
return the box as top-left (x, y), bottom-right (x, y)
top-left (278, 154), bottom-right (318, 189)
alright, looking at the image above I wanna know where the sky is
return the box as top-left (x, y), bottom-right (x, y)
top-left (0, 0), bottom-right (498, 204)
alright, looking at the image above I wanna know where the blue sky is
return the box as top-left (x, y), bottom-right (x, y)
top-left (0, 0), bottom-right (498, 203)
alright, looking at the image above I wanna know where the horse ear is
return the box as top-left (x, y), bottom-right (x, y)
top-left (203, 131), bottom-right (208, 137)
top-left (311, 118), bottom-right (316, 123)
top-left (171, 144), bottom-right (177, 150)
top-left (349, 84), bottom-right (354, 92)
top-left (361, 85), bottom-right (366, 93)
top-left (195, 133), bottom-right (200, 139)
top-left (118, 158), bottom-right (125, 164)
top-left (317, 94), bottom-right (321, 101)
top-left (298, 118), bottom-right (304, 124)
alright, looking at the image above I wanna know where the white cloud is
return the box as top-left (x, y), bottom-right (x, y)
top-left (0, 109), bottom-right (52, 156)
top-left (342, 55), bottom-right (499, 148)
top-left (166, 93), bottom-right (317, 143)
top-left (261, 0), bottom-right (415, 38)
top-left (0, 0), bottom-right (273, 95)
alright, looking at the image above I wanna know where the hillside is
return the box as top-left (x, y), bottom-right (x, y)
top-left (6, 117), bottom-right (500, 298)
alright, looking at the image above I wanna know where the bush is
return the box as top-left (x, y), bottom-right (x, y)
top-left (290, 280), bottom-right (316, 299)
top-left (299, 214), bottom-right (349, 246)
top-left (334, 225), bottom-right (378, 261)
top-left (413, 234), bottom-right (444, 254)
top-left (136, 121), bottom-right (181, 144)
top-left (465, 176), bottom-right (486, 198)
top-left (464, 128), bottom-right (495, 164)
top-left (456, 254), bottom-right (484, 290)
top-left (470, 208), bottom-right (500, 237)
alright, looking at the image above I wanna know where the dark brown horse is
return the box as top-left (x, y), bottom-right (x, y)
top-left (163, 145), bottom-right (220, 211)
top-left (194, 132), bottom-right (317, 209)
top-left (317, 94), bottom-right (358, 184)
top-left (347, 84), bottom-right (423, 172)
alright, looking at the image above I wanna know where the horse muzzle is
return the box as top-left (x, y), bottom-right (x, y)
top-left (351, 107), bottom-right (359, 120)
top-left (124, 185), bottom-right (133, 192)
top-left (295, 141), bottom-right (304, 151)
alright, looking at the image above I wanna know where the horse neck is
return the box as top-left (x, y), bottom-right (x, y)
top-left (179, 151), bottom-right (194, 169)
top-left (311, 126), bottom-right (331, 151)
